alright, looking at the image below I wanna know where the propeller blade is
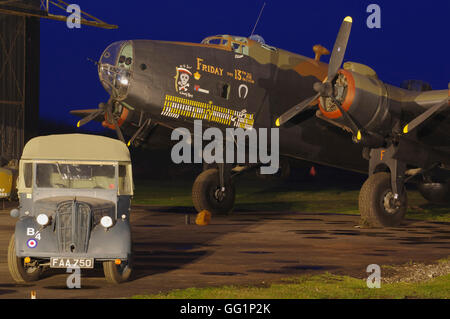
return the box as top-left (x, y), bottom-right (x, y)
top-left (327, 16), bottom-right (352, 82)
top-left (127, 118), bottom-right (152, 147)
top-left (74, 109), bottom-right (104, 128)
top-left (70, 109), bottom-right (100, 115)
top-left (275, 93), bottom-right (320, 126)
top-left (106, 105), bottom-right (126, 143)
top-left (403, 98), bottom-right (449, 134)
top-left (330, 96), bottom-right (361, 134)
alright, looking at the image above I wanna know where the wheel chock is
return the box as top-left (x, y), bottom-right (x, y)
top-left (195, 210), bottom-right (211, 226)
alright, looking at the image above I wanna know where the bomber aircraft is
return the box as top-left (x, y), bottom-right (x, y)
top-left (72, 16), bottom-right (450, 227)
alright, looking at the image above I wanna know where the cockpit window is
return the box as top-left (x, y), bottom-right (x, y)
top-left (232, 36), bottom-right (248, 44)
top-left (232, 42), bottom-right (249, 55)
top-left (201, 35), bottom-right (249, 55)
top-left (204, 38), bottom-right (221, 45)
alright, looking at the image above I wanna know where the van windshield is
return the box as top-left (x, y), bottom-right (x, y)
top-left (36, 163), bottom-right (116, 190)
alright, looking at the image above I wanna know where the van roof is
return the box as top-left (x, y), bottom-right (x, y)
top-left (21, 134), bottom-right (131, 162)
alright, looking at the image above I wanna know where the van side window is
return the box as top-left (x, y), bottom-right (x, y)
top-left (23, 163), bottom-right (32, 188)
top-left (119, 165), bottom-right (132, 195)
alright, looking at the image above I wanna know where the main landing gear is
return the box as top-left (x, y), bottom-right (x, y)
top-left (359, 145), bottom-right (408, 227)
top-left (359, 137), bottom-right (450, 227)
top-left (359, 172), bottom-right (407, 227)
top-left (192, 164), bottom-right (236, 215)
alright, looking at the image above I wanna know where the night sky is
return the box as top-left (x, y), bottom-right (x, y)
top-left (39, 0), bottom-right (449, 132)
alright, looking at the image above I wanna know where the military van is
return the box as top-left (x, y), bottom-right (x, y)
top-left (8, 134), bottom-right (134, 284)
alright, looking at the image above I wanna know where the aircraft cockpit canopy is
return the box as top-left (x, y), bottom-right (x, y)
top-left (201, 35), bottom-right (250, 55)
top-left (201, 34), bottom-right (276, 55)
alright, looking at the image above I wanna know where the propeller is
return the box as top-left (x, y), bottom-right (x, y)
top-left (71, 98), bottom-right (127, 144)
top-left (74, 105), bottom-right (105, 128)
top-left (276, 16), bottom-right (353, 127)
top-left (275, 93), bottom-right (320, 127)
top-left (71, 80), bottom-right (130, 143)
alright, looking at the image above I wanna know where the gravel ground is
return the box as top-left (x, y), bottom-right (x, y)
top-left (382, 259), bottom-right (450, 284)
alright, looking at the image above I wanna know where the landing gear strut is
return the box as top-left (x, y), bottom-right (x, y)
top-left (359, 145), bottom-right (408, 227)
top-left (192, 164), bottom-right (235, 215)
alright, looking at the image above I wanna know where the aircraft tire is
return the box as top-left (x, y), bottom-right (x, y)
top-left (103, 258), bottom-right (133, 284)
top-left (417, 181), bottom-right (450, 204)
top-left (359, 172), bottom-right (407, 227)
top-left (192, 168), bottom-right (235, 215)
top-left (8, 233), bottom-right (42, 283)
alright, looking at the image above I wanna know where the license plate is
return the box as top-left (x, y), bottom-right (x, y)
top-left (50, 257), bottom-right (94, 269)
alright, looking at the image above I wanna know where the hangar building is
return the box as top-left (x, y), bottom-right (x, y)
top-left (0, 0), bottom-right (115, 164)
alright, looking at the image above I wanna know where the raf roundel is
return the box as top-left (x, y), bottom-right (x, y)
top-left (27, 239), bottom-right (38, 249)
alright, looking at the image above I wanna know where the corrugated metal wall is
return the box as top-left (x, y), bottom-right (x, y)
top-left (0, 0), bottom-right (43, 12)
top-left (0, 13), bottom-right (39, 163)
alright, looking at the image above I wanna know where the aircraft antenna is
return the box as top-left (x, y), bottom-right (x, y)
top-left (250, 2), bottom-right (266, 37)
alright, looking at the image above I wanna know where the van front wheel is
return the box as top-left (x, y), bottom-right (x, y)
top-left (103, 259), bottom-right (133, 284)
top-left (7, 234), bottom-right (42, 283)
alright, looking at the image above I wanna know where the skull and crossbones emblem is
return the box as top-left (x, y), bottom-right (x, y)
top-left (176, 67), bottom-right (192, 92)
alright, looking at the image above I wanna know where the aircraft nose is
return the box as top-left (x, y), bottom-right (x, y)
top-left (99, 41), bottom-right (126, 65)
top-left (98, 41), bottom-right (133, 99)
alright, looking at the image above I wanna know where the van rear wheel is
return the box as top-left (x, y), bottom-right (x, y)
top-left (103, 259), bottom-right (133, 284)
top-left (7, 234), bottom-right (42, 283)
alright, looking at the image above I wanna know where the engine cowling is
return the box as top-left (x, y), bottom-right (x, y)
top-left (102, 104), bottom-right (131, 130)
top-left (417, 181), bottom-right (450, 204)
top-left (318, 68), bottom-right (394, 137)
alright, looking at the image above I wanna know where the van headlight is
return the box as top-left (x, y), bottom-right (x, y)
top-left (100, 216), bottom-right (113, 228)
top-left (36, 214), bottom-right (50, 226)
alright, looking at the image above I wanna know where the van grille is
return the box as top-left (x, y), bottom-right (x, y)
top-left (56, 201), bottom-right (91, 253)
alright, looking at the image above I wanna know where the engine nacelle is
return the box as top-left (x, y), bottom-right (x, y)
top-left (101, 103), bottom-right (150, 138)
top-left (102, 104), bottom-right (131, 130)
top-left (318, 69), bottom-right (395, 137)
top-left (417, 181), bottom-right (450, 204)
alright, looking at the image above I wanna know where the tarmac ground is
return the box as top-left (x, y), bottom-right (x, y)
top-left (0, 201), bottom-right (449, 299)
